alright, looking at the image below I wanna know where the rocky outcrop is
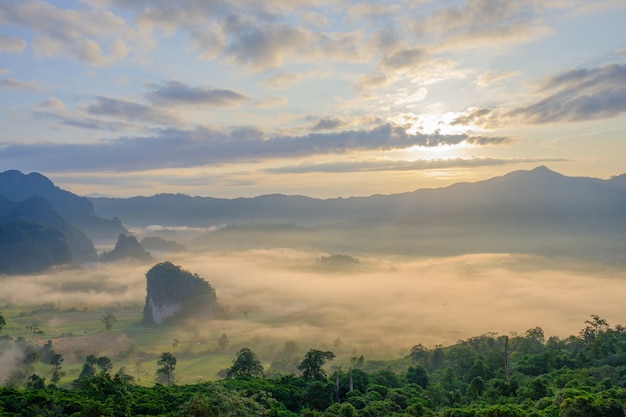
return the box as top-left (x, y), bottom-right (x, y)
top-left (142, 262), bottom-right (224, 325)
top-left (100, 234), bottom-right (151, 262)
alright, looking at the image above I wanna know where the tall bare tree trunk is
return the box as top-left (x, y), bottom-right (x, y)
top-left (349, 367), bottom-right (353, 392)
top-left (504, 335), bottom-right (509, 382)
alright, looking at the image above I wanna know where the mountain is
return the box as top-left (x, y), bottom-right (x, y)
top-left (0, 170), bottom-right (128, 243)
top-left (143, 262), bottom-right (224, 325)
top-left (0, 195), bottom-right (98, 262)
top-left (91, 166), bottom-right (626, 262)
top-left (0, 220), bottom-right (73, 274)
top-left (90, 166), bottom-right (626, 227)
top-left (100, 234), bottom-right (152, 262)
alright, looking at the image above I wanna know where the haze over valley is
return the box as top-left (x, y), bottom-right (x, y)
top-left (2, 3), bottom-right (626, 413)
top-left (1, 168), bottom-right (625, 376)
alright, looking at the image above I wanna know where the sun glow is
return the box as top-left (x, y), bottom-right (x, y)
top-left (390, 111), bottom-right (482, 136)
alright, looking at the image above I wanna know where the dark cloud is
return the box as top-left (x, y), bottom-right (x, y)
top-left (85, 96), bottom-right (181, 124)
top-left (509, 64), bottom-right (626, 124)
top-left (381, 47), bottom-right (426, 70)
top-left (450, 108), bottom-right (493, 126)
top-left (0, 1), bottom-right (130, 65)
top-left (224, 16), bottom-right (314, 70)
top-left (311, 117), bottom-right (348, 131)
top-left (0, 124), bottom-right (511, 173)
top-left (32, 107), bottom-right (136, 132)
top-left (265, 157), bottom-right (567, 174)
top-left (452, 64), bottom-right (626, 128)
top-left (355, 73), bottom-right (389, 90)
top-left (146, 80), bottom-right (248, 107)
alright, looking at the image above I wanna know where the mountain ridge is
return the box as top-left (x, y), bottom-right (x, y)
top-left (88, 166), bottom-right (626, 228)
top-left (0, 170), bottom-right (128, 243)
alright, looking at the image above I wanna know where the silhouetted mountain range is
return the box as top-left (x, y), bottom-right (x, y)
top-left (0, 220), bottom-right (72, 274)
top-left (101, 234), bottom-right (152, 262)
top-left (1, 167), bottom-right (624, 267)
top-left (90, 166), bottom-right (626, 262)
top-left (0, 170), bottom-right (128, 243)
top-left (90, 166), bottom-right (626, 227)
top-left (0, 195), bottom-right (97, 262)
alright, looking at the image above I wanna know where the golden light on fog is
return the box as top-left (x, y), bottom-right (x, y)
top-left (2, 250), bottom-right (624, 356)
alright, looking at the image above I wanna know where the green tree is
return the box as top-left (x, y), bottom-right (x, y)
top-left (50, 353), bottom-right (65, 384)
top-left (227, 347), bottom-right (264, 378)
top-left (25, 374), bottom-right (45, 390)
top-left (339, 402), bottom-right (358, 417)
top-left (75, 354), bottom-right (112, 385)
top-left (25, 322), bottom-right (43, 344)
top-left (156, 352), bottom-right (177, 385)
top-left (406, 365), bottom-right (429, 388)
top-left (100, 312), bottom-right (117, 331)
top-left (0, 311), bottom-right (5, 333)
top-left (298, 349), bottom-right (335, 380)
top-left (97, 356), bottom-right (113, 374)
top-left (408, 343), bottom-right (429, 365)
top-left (219, 333), bottom-right (229, 351)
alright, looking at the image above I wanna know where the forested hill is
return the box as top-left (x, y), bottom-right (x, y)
top-left (89, 166), bottom-right (626, 228)
top-left (0, 170), bottom-right (128, 243)
top-left (1, 316), bottom-right (625, 416)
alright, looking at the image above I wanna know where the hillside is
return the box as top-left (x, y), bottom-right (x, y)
top-left (89, 166), bottom-right (626, 227)
top-left (143, 261), bottom-right (224, 325)
top-left (88, 167), bottom-right (626, 262)
top-left (0, 170), bottom-right (128, 243)
top-left (0, 220), bottom-right (73, 274)
top-left (0, 195), bottom-right (97, 262)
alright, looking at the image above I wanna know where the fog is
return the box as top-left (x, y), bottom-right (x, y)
top-left (2, 248), bottom-right (625, 357)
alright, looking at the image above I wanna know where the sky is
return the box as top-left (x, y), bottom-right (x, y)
top-left (1, 0), bottom-right (625, 198)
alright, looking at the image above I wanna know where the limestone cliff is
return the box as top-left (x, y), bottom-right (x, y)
top-left (100, 234), bottom-right (151, 262)
top-left (142, 261), bottom-right (223, 325)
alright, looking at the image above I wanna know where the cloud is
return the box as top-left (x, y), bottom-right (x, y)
top-left (381, 47), bottom-right (427, 71)
top-left (0, 34), bottom-right (26, 52)
top-left (265, 157), bottom-right (568, 174)
top-left (261, 72), bottom-right (302, 89)
top-left (454, 64), bottom-right (626, 127)
top-left (355, 73), bottom-right (389, 90)
top-left (346, 3), bottom-right (389, 20)
top-left (34, 97), bottom-right (65, 110)
top-left (224, 16), bottom-right (315, 70)
top-left (320, 31), bottom-right (367, 62)
top-left (31, 36), bottom-right (130, 66)
top-left (252, 96), bottom-right (287, 109)
top-left (146, 80), bottom-right (248, 108)
top-left (0, 1), bottom-right (133, 65)
top-left (0, 123), bottom-right (512, 172)
top-left (514, 64), bottom-right (626, 123)
top-left (475, 70), bottom-right (520, 88)
top-left (299, 10), bottom-right (329, 27)
top-left (412, 0), bottom-right (549, 47)
top-left (84, 96), bottom-right (182, 125)
top-left (310, 117), bottom-right (349, 131)
top-left (0, 77), bottom-right (40, 90)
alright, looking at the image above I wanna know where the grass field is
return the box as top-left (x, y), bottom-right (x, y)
top-left (0, 301), bottom-right (351, 387)
top-left (0, 302), bottom-right (267, 386)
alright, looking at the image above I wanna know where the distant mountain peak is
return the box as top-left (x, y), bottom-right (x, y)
top-left (530, 165), bottom-right (556, 174)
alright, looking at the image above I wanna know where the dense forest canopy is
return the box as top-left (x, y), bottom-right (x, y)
top-left (1, 315), bottom-right (626, 416)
